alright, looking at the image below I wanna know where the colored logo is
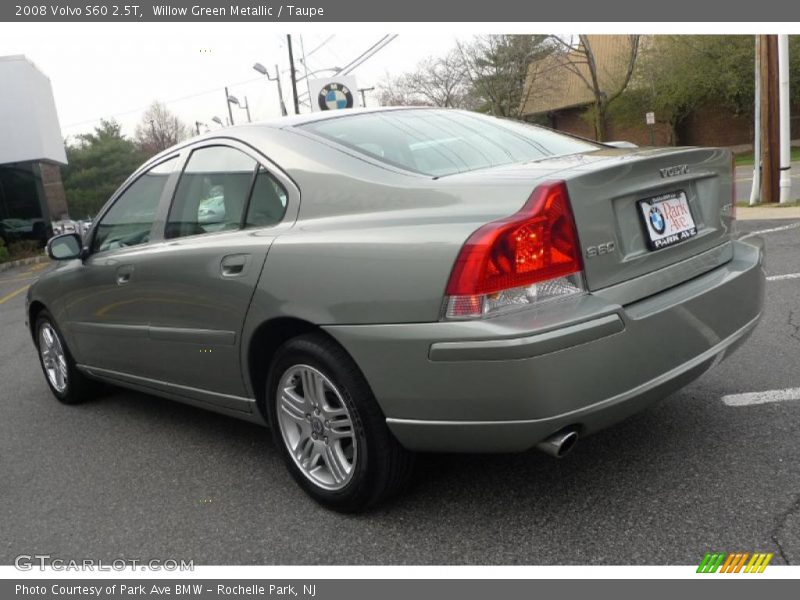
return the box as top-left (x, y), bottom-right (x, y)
top-left (697, 552), bottom-right (773, 573)
top-left (648, 205), bottom-right (666, 234)
top-left (318, 82), bottom-right (354, 111)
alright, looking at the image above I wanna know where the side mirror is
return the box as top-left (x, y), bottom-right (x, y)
top-left (47, 233), bottom-right (83, 260)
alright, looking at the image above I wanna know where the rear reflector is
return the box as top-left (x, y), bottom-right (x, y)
top-left (444, 180), bottom-right (584, 319)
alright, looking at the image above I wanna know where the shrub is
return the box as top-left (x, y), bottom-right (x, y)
top-left (7, 240), bottom-right (41, 260)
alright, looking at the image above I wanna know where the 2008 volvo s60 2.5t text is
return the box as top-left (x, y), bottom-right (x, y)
top-left (28, 108), bottom-right (764, 511)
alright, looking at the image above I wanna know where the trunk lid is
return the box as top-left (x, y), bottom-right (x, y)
top-left (563, 147), bottom-right (734, 292)
top-left (444, 146), bottom-right (735, 303)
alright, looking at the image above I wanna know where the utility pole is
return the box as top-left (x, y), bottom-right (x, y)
top-left (358, 86), bottom-right (375, 108)
top-left (273, 64), bottom-right (288, 116)
top-left (225, 86), bottom-right (235, 126)
top-left (243, 96), bottom-right (251, 123)
top-left (778, 35), bottom-right (792, 204)
top-left (299, 36), bottom-right (312, 109)
top-left (759, 35), bottom-right (780, 204)
top-left (287, 34), bottom-right (300, 115)
top-left (750, 36), bottom-right (762, 206)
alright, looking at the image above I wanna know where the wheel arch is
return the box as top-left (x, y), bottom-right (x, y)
top-left (28, 300), bottom-right (47, 341)
top-left (247, 317), bottom-right (346, 421)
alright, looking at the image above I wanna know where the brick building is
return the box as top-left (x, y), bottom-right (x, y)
top-left (519, 35), bottom-right (788, 149)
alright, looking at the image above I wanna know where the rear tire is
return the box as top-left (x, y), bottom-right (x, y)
top-left (266, 333), bottom-right (414, 512)
top-left (35, 310), bottom-right (100, 404)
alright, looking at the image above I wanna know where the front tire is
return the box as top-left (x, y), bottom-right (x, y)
top-left (35, 310), bottom-right (99, 404)
top-left (266, 333), bottom-right (414, 512)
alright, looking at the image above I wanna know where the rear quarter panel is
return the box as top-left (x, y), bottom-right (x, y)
top-left (244, 201), bottom-right (535, 327)
top-left (240, 130), bottom-right (538, 326)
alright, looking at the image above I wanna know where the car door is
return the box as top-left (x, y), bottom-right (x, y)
top-left (60, 154), bottom-right (181, 375)
top-left (131, 142), bottom-right (299, 407)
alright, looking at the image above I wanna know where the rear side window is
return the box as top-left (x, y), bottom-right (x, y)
top-left (92, 157), bottom-right (177, 253)
top-left (245, 167), bottom-right (288, 228)
top-left (299, 109), bottom-right (600, 177)
top-left (166, 146), bottom-right (257, 239)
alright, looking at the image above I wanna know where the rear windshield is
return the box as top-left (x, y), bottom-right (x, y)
top-left (299, 109), bottom-right (600, 177)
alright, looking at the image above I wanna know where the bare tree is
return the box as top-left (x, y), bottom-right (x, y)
top-left (552, 35), bottom-right (640, 141)
top-left (458, 35), bottom-right (556, 118)
top-left (377, 71), bottom-right (434, 107)
top-left (405, 50), bottom-right (470, 108)
top-left (134, 101), bottom-right (192, 156)
top-left (378, 50), bottom-right (471, 108)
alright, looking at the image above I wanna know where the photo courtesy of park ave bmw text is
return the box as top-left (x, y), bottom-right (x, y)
top-left (1, 0), bottom-right (800, 597)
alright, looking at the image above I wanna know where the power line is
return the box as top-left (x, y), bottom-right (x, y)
top-left (305, 34), bottom-right (335, 60)
top-left (336, 35), bottom-right (392, 75)
top-left (64, 35), bottom-right (397, 131)
top-left (297, 37), bottom-right (328, 74)
top-left (339, 35), bottom-right (398, 75)
top-left (62, 74), bottom-right (266, 130)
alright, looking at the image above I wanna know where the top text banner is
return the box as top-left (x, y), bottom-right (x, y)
top-left (4, 0), bottom-right (800, 22)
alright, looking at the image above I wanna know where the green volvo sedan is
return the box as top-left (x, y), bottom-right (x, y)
top-left (27, 108), bottom-right (765, 511)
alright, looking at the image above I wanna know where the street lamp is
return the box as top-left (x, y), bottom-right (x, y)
top-left (357, 87), bottom-right (375, 108)
top-left (195, 121), bottom-right (209, 135)
top-left (253, 62), bottom-right (288, 117)
top-left (224, 86), bottom-right (235, 125)
top-left (227, 94), bottom-right (251, 123)
top-left (211, 116), bottom-right (224, 127)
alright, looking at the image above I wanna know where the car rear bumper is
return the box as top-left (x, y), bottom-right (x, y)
top-left (324, 239), bottom-right (765, 453)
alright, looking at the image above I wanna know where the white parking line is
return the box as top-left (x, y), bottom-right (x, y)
top-left (722, 388), bottom-right (800, 406)
top-left (767, 273), bottom-right (800, 281)
top-left (740, 222), bottom-right (800, 240)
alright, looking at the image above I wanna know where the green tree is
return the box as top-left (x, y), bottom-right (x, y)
top-left (459, 35), bottom-right (556, 118)
top-left (550, 35), bottom-right (641, 141)
top-left (62, 119), bottom-right (146, 219)
top-left (378, 35), bottom-right (555, 117)
top-left (611, 35), bottom-right (800, 144)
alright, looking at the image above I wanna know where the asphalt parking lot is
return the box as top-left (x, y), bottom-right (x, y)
top-left (1, 220), bottom-right (799, 566)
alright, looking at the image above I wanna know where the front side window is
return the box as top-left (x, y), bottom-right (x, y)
top-left (166, 146), bottom-right (257, 239)
top-left (92, 157), bottom-right (177, 253)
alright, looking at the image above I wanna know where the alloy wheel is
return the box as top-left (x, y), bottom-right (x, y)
top-left (276, 364), bottom-right (357, 491)
top-left (39, 322), bottom-right (68, 393)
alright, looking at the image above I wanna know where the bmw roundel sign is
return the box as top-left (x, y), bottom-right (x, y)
top-left (309, 76), bottom-right (361, 112)
top-left (318, 82), bottom-right (354, 111)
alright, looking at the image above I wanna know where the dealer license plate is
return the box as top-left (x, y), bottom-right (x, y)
top-left (638, 191), bottom-right (697, 250)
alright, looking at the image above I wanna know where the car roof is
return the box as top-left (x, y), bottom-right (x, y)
top-left (138, 108), bottom-right (452, 183)
top-left (232, 106), bottom-right (449, 130)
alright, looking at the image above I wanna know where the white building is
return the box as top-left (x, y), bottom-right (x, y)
top-left (0, 55), bottom-right (68, 245)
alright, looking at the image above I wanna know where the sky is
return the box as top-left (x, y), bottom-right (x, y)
top-left (0, 24), bottom-right (460, 140)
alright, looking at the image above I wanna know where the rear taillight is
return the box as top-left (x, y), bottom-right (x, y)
top-left (443, 180), bottom-right (585, 320)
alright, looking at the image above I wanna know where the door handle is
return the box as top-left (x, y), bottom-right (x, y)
top-left (220, 254), bottom-right (250, 278)
top-left (116, 265), bottom-right (134, 285)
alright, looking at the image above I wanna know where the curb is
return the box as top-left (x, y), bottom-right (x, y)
top-left (737, 208), bottom-right (800, 221)
top-left (0, 254), bottom-right (51, 273)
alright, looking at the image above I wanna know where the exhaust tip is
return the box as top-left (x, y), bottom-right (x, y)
top-left (536, 429), bottom-right (579, 458)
